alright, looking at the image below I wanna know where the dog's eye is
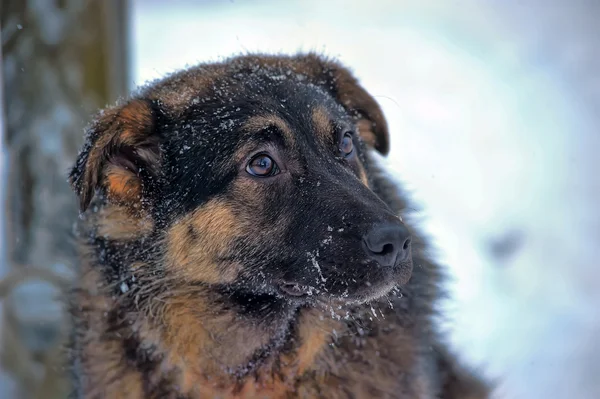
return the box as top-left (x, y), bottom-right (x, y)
top-left (339, 133), bottom-right (354, 157)
top-left (246, 154), bottom-right (279, 177)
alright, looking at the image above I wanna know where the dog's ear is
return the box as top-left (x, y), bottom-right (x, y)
top-left (303, 55), bottom-right (390, 156)
top-left (69, 99), bottom-right (161, 213)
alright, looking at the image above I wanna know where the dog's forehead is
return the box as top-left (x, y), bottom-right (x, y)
top-left (176, 75), bottom-right (348, 147)
top-left (233, 73), bottom-right (342, 116)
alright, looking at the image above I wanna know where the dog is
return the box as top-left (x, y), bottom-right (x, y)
top-left (68, 53), bottom-right (489, 398)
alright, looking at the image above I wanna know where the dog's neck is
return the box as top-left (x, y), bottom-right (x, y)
top-left (132, 281), bottom-right (344, 394)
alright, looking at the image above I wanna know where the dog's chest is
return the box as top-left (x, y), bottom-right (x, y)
top-left (171, 319), bottom-right (433, 399)
top-left (305, 326), bottom-right (433, 399)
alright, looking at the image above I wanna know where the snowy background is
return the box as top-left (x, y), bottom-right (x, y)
top-left (131, 1), bottom-right (600, 398)
top-left (1, 0), bottom-right (599, 398)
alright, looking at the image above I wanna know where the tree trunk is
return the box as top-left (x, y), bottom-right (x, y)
top-left (0, 1), bottom-right (130, 397)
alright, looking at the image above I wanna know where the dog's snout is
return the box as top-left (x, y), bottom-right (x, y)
top-left (363, 223), bottom-right (412, 267)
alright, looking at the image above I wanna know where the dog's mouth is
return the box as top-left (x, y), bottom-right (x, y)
top-left (276, 270), bottom-right (404, 304)
top-left (274, 255), bottom-right (413, 304)
top-left (277, 282), bottom-right (314, 298)
top-left (343, 278), bottom-right (399, 304)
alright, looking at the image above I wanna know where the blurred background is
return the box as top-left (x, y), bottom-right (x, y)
top-left (1, 0), bottom-right (599, 398)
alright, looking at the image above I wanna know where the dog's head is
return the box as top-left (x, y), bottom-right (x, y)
top-left (70, 54), bottom-right (412, 310)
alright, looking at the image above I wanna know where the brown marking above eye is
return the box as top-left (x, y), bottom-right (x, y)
top-left (243, 115), bottom-right (295, 150)
top-left (311, 106), bottom-right (334, 147)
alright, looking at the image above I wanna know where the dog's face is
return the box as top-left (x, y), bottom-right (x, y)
top-left (70, 54), bottom-right (412, 313)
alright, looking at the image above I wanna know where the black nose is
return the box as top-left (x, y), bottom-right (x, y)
top-left (363, 223), bottom-right (412, 267)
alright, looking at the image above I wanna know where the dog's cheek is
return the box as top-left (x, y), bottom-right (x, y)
top-left (164, 199), bottom-right (243, 284)
top-left (230, 179), bottom-right (289, 232)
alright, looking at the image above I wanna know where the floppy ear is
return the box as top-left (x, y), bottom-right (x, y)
top-left (305, 55), bottom-right (390, 156)
top-left (69, 99), bottom-right (161, 213)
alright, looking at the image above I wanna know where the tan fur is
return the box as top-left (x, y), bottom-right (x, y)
top-left (165, 199), bottom-right (242, 284)
top-left (358, 163), bottom-right (370, 187)
top-left (105, 164), bottom-right (142, 205)
top-left (73, 264), bottom-right (144, 398)
top-left (117, 99), bottom-right (154, 142)
top-left (96, 205), bottom-right (154, 240)
top-left (244, 115), bottom-right (295, 148)
top-left (311, 106), bottom-right (334, 147)
top-left (356, 119), bottom-right (378, 151)
top-left (72, 259), bottom-right (349, 398)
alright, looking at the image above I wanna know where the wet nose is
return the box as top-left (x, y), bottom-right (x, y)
top-left (363, 223), bottom-right (412, 267)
